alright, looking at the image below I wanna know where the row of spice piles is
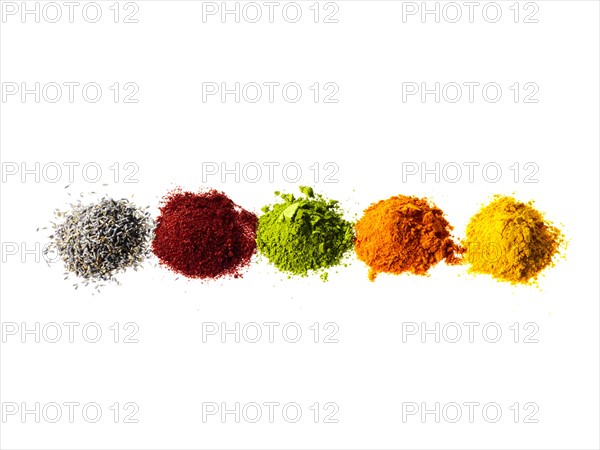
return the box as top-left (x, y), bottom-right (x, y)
top-left (47, 187), bottom-right (565, 289)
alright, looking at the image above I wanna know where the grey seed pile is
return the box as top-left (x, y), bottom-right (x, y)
top-left (48, 197), bottom-right (154, 287)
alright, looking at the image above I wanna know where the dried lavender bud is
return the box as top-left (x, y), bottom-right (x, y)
top-left (48, 197), bottom-right (154, 287)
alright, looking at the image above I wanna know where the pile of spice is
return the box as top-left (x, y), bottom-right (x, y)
top-left (464, 195), bottom-right (564, 284)
top-left (256, 186), bottom-right (354, 279)
top-left (152, 189), bottom-right (257, 279)
top-left (355, 195), bottom-right (463, 281)
top-left (49, 197), bottom-right (154, 287)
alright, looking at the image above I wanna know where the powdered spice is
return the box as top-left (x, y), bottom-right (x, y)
top-left (152, 189), bottom-right (257, 279)
top-left (256, 186), bottom-right (354, 278)
top-left (464, 195), bottom-right (564, 284)
top-left (355, 195), bottom-right (463, 281)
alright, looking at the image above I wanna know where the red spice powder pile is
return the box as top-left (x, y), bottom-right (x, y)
top-left (152, 189), bottom-right (258, 279)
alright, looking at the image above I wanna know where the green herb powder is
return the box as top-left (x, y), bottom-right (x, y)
top-left (257, 186), bottom-right (354, 278)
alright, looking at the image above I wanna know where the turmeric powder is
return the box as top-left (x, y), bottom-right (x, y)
top-left (355, 195), bottom-right (463, 281)
top-left (464, 195), bottom-right (564, 284)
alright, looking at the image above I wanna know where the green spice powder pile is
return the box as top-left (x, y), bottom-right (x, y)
top-left (257, 186), bottom-right (354, 278)
top-left (464, 195), bottom-right (564, 284)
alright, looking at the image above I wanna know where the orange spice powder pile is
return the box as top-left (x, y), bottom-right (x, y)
top-left (354, 195), bottom-right (464, 281)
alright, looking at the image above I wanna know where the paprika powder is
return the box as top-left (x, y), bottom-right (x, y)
top-left (355, 195), bottom-right (463, 281)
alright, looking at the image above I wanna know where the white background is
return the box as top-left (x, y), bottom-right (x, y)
top-left (1, 1), bottom-right (599, 449)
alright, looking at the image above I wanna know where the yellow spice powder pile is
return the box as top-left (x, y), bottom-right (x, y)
top-left (464, 195), bottom-right (564, 284)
